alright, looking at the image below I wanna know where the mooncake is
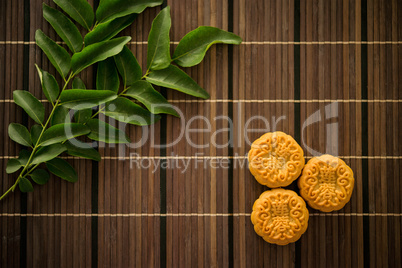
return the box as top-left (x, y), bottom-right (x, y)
top-left (248, 131), bottom-right (305, 188)
top-left (298, 154), bottom-right (354, 212)
top-left (251, 189), bottom-right (309, 245)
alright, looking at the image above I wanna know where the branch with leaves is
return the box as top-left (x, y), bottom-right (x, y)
top-left (1, 0), bottom-right (241, 200)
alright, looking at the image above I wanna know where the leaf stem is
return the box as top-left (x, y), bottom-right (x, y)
top-left (91, 21), bottom-right (99, 31)
top-left (0, 184), bottom-right (17, 200)
top-left (26, 163), bottom-right (41, 176)
top-left (141, 70), bottom-right (150, 80)
top-left (91, 105), bottom-right (104, 119)
top-left (118, 86), bottom-right (129, 96)
top-left (0, 73), bottom-right (74, 200)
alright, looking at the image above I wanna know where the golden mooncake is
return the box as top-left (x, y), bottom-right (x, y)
top-left (251, 189), bottom-right (309, 245)
top-left (298, 154), bottom-right (354, 212)
top-left (248, 131), bottom-right (305, 188)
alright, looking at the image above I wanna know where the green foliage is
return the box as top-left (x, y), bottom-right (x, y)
top-left (147, 6), bottom-right (171, 71)
top-left (52, 106), bottom-right (70, 126)
top-left (13, 90), bottom-right (45, 124)
top-left (29, 169), bottom-right (50, 185)
top-left (30, 125), bottom-right (43, 145)
top-left (19, 177), bottom-right (34, 192)
top-left (42, 3), bottom-right (83, 53)
top-left (103, 97), bottom-right (160, 125)
top-left (123, 81), bottom-right (178, 116)
top-left (35, 65), bottom-right (60, 104)
top-left (72, 77), bottom-right (86, 89)
top-left (1, 0), bottom-right (241, 200)
top-left (114, 46), bottom-right (142, 87)
top-left (8, 123), bottom-right (32, 147)
top-left (97, 58), bottom-right (120, 92)
top-left (71, 36), bottom-right (131, 74)
top-left (40, 123), bottom-right (90, 146)
top-left (173, 26), bottom-right (242, 67)
top-left (6, 159), bottom-right (22, 174)
top-left (96, 0), bottom-right (163, 23)
top-left (86, 118), bottom-right (130, 143)
top-left (18, 150), bottom-right (31, 166)
top-left (84, 14), bottom-right (137, 45)
top-left (59, 89), bottom-right (117, 109)
top-left (35, 30), bottom-right (71, 79)
top-left (146, 65), bottom-right (210, 99)
top-left (31, 144), bottom-right (67, 165)
top-left (65, 141), bottom-right (101, 161)
top-left (71, 78), bottom-right (92, 123)
top-left (73, 108), bottom-right (92, 124)
top-left (54, 0), bottom-right (94, 30)
top-left (46, 158), bottom-right (78, 182)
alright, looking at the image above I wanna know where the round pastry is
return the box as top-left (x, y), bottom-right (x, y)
top-left (298, 154), bottom-right (354, 212)
top-left (248, 131), bottom-right (305, 188)
top-left (251, 189), bottom-right (309, 245)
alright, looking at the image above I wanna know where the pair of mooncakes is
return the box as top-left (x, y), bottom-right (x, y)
top-left (248, 131), bottom-right (355, 245)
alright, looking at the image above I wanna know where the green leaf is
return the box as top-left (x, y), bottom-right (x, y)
top-left (31, 144), bottom-right (67, 165)
top-left (114, 46), bottom-right (142, 87)
top-left (42, 71), bottom-right (60, 103)
top-left (6, 159), bottom-right (22, 174)
top-left (96, 58), bottom-right (119, 92)
top-left (71, 36), bottom-right (131, 74)
top-left (18, 149), bottom-right (31, 166)
top-left (65, 141), bottom-right (101, 161)
top-left (147, 6), bottom-right (171, 71)
top-left (72, 77), bottom-right (86, 89)
top-left (31, 125), bottom-right (43, 145)
top-left (96, 0), bottom-right (163, 23)
top-left (73, 108), bottom-right (92, 124)
top-left (35, 30), bottom-right (71, 79)
top-left (71, 78), bottom-right (91, 123)
top-left (124, 81), bottom-right (178, 116)
top-left (19, 177), bottom-right (34, 192)
top-left (146, 65), bottom-right (209, 99)
top-left (42, 3), bottom-right (83, 53)
top-left (52, 106), bottom-right (71, 126)
top-left (35, 65), bottom-right (60, 104)
top-left (86, 118), bottom-right (130, 143)
top-left (13, 90), bottom-right (45, 124)
top-left (59, 89), bottom-right (117, 109)
top-left (46, 158), bottom-right (78, 182)
top-left (40, 123), bottom-right (90, 146)
top-left (173, 26), bottom-right (242, 67)
top-left (54, 0), bottom-right (94, 30)
top-left (84, 14), bottom-right (136, 45)
top-left (29, 169), bottom-right (50, 185)
top-left (102, 97), bottom-right (160, 125)
top-left (8, 123), bottom-right (32, 147)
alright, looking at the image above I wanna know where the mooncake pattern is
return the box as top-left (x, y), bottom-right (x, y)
top-left (248, 131), bottom-right (305, 188)
top-left (298, 154), bottom-right (354, 212)
top-left (251, 189), bottom-right (309, 245)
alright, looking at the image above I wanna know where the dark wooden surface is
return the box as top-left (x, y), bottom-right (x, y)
top-left (1, 0), bottom-right (401, 267)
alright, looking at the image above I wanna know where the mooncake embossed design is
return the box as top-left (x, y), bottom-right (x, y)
top-left (248, 131), bottom-right (305, 188)
top-left (298, 154), bottom-right (354, 212)
top-left (251, 189), bottom-right (309, 245)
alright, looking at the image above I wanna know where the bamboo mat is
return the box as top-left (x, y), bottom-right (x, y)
top-left (0, 0), bottom-right (401, 267)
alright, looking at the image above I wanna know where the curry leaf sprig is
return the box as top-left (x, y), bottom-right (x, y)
top-left (1, 0), bottom-right (242, 200)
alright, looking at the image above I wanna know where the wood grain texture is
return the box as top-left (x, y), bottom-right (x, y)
top-left (0, 0), bottom-right (401, 267)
